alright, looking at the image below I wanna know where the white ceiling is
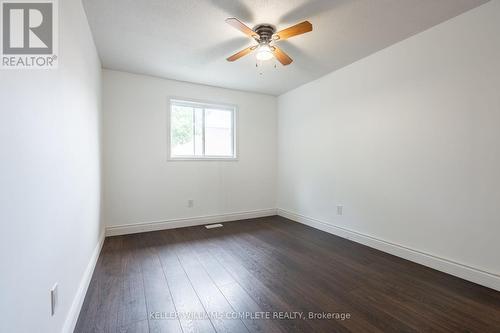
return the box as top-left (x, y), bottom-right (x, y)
top-left (82, 0), bottom-right (489, 95)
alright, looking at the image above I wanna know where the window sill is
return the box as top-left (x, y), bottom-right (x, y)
top-left (167, 157), bottom-right (238, 162)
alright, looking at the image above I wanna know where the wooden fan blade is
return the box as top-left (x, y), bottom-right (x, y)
top-left (225, 18), bottom-right (259, 40)
top-left (226, 45), bottom-right (257, 62)
top-left (274, 21), bottom-right (312, 41)
top-left (271, 46), bottom-right (293, 65)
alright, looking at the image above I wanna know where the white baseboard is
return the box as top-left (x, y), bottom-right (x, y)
top-left (62, 231), bottom-right (105, 333)
top-left (277, 208), bottom-right (500, 292)
top-left (105, 208), bottom-right (278, 237)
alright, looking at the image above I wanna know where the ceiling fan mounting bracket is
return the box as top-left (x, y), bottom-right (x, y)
top-left (253, 24), bottom-right (276, 43)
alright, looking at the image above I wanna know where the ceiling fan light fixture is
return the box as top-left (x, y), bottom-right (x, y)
top-left (225, 18), bottom-right (312, 65)
top-left (256, 44), bottom-right (274, 61)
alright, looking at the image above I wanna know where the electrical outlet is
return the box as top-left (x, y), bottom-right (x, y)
top-left (50, 283), bottom-right (58, 316)
top-left (187, 199), bottom-right (194, 208)
top-left (337, 205), bottom-right (343, 216)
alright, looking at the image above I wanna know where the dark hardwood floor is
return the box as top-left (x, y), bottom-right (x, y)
top-left (75, 216), bottom-right (500, 333)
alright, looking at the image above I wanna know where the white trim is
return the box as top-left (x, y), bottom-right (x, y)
top-left (167, 157), bottom-right (239, 162)
top-left (105, 209), bottom-right (277, 236)
top-left (169, 98), bottom-right (237, 111)
top-left (62, 231), bottom-right (105, 333)
top-left (277, 208), bottom-right (500, 292)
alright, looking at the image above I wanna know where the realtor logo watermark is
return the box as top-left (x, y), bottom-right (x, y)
top-left (1, 0), bottom-right (58, 69)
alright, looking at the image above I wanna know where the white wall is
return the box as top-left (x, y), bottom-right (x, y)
top-left (0, 0), bottom-right (102, 332)
top-left (102, 70), bottom-right (277, 233)
top-left (278, 1), bottom-right (500, 289)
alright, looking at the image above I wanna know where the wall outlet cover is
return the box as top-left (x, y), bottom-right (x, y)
top-left (50, 283), bottom-right (58, 316)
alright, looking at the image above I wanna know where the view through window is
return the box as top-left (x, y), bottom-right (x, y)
top-left (170, 99), bottom-right (236, 159)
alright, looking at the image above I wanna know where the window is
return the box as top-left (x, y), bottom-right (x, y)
top-left (169, 99), bottom-right (236, 160)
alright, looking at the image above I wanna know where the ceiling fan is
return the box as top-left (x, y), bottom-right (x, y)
top-left (225, 18), bottom-right (313, 66)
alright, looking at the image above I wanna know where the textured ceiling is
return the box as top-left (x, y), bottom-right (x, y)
top-left (82, 0), bottom-right (489, 95)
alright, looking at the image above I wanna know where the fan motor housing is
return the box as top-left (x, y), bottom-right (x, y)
top-left (253, 24), bottom-right (276, 43)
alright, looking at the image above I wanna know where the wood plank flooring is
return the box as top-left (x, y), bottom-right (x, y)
top-left (74, 216), bottom-right (500, 333)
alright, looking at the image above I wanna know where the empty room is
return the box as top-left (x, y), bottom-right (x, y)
top-left (2, 0), bottom-right (500, 332)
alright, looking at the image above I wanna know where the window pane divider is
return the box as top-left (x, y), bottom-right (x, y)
top-left (202, 107), bottom-right (206, 156)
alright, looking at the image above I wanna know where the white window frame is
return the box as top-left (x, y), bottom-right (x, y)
top-left (167, 98), bottom-right (238, 161)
